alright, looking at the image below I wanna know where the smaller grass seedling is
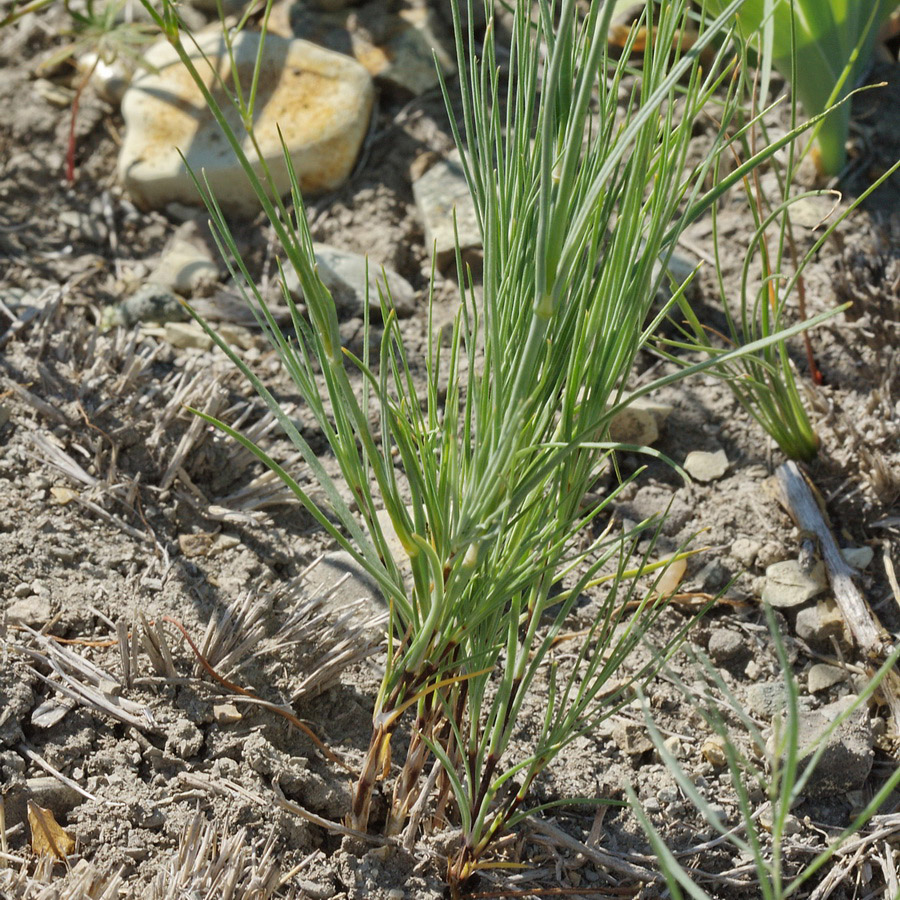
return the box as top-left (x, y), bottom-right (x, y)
top-left (2, 0), bottom-right (159, 183)
top-left (631, 605), bottom-right (900, 899)
top-left (659, 12), bottom-right (900, 463)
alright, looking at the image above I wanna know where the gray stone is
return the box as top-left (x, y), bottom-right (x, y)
top-left (119, 31), bottom-right (374, 216)
top-left (284, 243), bottom-right (416, 317)
top-left (795, 598), bottom-right (850, 648)
top-left (107, 283), bottom-right (184, 328)
top-left (6, 595), bottom-right (53, 626)
top-left (375, 7), bottom-right (456, 95)
top-left (746, 682), bottom-right (788, 719)
top-left (683, 449), bottom-right (729, 482)
top-left (762, 560), bottom-right (828, 608)
top-left (841, 546), bottom-right (874, 571)
top-left (768, 696), bottom-right (873, 798)
top-left (163, 321), bottom-right (213, 351)
top-left (707, 628), bottom-right (744, 664)
top-left (412, 149), bottom-right (481, 266)
top-left (807, 663), bottom-right (847, 694)
top-left (148, 222), bottom-right (220, 297)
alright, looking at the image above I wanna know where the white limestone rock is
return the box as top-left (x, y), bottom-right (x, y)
top-left (119, 30), bottom-right (373, 216)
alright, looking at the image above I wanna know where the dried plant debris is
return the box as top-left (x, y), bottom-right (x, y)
top-left (148, 813), bottom-right (281, 900)
top-left (0, 859), bottom-right (125, 900)
top-left (2, 302), bottom-right (300, 534)
top-left (9, 566), bottom-right (382, 738)
top-left (0, 816), bottom-right (286, 900)
top-left (199, 558), bottom-right (387, 701)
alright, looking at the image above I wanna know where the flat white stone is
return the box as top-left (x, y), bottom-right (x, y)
top-left (683, 448), bottom-right (729, 482)
top-left (119, 30), bottom-right (374, 216)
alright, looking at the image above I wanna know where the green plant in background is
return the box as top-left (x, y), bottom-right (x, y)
top-left (708, 0), bottom-right (899, 177)
top-left (631, 605), bottom-right (900, 899)
top-left (136, 0), bottom-right (844, 890)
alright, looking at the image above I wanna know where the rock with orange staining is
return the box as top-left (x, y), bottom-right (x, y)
top-left (118, 30), bottom-right (373, 216)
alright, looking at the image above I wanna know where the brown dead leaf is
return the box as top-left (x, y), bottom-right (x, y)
top-left (28, 801), bottom-right (75, 858)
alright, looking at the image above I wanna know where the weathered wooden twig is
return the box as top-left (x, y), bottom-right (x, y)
top-left (776, 461), bottom-right (900, 723)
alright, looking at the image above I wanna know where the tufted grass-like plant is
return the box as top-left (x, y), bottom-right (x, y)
top-left (709, 0), bottom-right (899, 177)
top-left (138, 0), bottom-right (843, 889)
top-left (631, 605), bottom-right (900, 899)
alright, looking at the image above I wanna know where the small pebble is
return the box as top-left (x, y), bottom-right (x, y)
top-left (656, 786), bottom-right (680, 805)
top-left (701, 734), bottom-right (728, 767)
top-left (163, 321), bottom-right (213, 351)
top-left (612, 720), bottom-right (653, 756)
top-left (746, 682), bottom-right (786, 718)
top-left (707, 628), bottom-right (744, 663)
top-left (213, 703), bottom-right (243, 725)
top-left (840, 546), bottom-right (874, 571)
top-left (761, 559), bottom-right (827, 608)
top-left (795, 599), bottom-right (848, 647)
top-left (707, 804), bottom-right (727, 826)
top-left (683, 449), bottom-right (729, 482)
top-left (731, 538), bottom-right (761, 567)
top-left (807, 663), bottom-right (846, 694)
top-left (662, 735), bottom-right (683, 759)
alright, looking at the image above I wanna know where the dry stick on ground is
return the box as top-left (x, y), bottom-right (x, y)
top-left (776, 461), bottom-right (900, 724)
